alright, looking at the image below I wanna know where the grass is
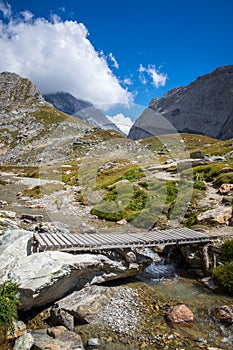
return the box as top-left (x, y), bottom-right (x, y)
top-left (89, 161), bottom-right (193, 228)
top-left (23, 183), bottom-right (64, 199)
top-left (184, 161), bottom-right (233, 185)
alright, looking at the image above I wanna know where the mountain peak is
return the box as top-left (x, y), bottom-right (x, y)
top-left (0, 71), bottom-right (46, 112)
top-left (129, 65), bottom-right (233, 141)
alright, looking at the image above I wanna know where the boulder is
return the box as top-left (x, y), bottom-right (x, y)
top-left (212, 305), bottom-right (233, 325)
top-left (167, 304), bottom-right (194, 325)
top-left (197, 206), bottom-right (232, 225)
top-left (50, 285), bottom-right (140, 335)
top-left (50, 285), bottom-right (118, 327)
top-left (30, 326), bottom-right (84, 350)
top-left (0, 231), bottom-right (151, 311)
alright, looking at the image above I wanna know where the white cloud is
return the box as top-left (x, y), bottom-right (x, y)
top-left (0, 8), bottom-right (132, 106)
top-left (122, 77), bottom-right (133, 85)
top-left (139, 64), bottom-right (167, 88)
top-left (20, 10), bottom-right (34, 22)
top-left (0, 0), bottom-right (11, 19)
top-left (109, 52), bottom-right (119, 69)
top-left (107, 113), bottom-right (133, 135)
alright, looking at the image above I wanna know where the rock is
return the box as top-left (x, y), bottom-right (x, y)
top-left (197, 206), bottom-right (232, 225)
top-left (116, 219), bottom-right (128, 225)
top-left (87, 338), bottom-right (100, 346)
top-left (218, 183), bottom-right (233, 194)
top-left (0, 210), bottom-right (16, 219)
top-left (31, 326), bottom-right (84, 350)
top-left (51, 285), bottom-right (118, 325)
top-left (50, 285), bottom-right (139, 335)
top-left (79, 223), bottom-right (96, 234)
top-left (212, 305), bottom-right (233, 325)
top-left (21, 214), bottom-right (43, 222)
top-left (13, 321), bottom-right (27, 338)
top-left (13, 331), bottom-right (34, 350)
top-left (201, 276), bottom-right (219, 291)
top-left (0, 232), bottom-right (151, 310)
top-left (50, 306), bottom-right (74, 331)
top-left (167, 304), bottom-right (194, 325)
top-left (180, 246), bottom-right (203, 269)
top-left (190, 150), bottom-right (205, 159)
top-left (128, 65), bottom-right (233, 141)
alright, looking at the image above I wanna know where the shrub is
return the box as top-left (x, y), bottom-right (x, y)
top-left (220, 240), bottom-right (233, 262)
top-left (0, 281), bottom-right (19, 335)
top-left (213, 261), bottom-right (233, 294)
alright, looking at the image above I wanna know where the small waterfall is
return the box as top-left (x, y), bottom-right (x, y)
top-left (139, 248), bottom-right (178, 280)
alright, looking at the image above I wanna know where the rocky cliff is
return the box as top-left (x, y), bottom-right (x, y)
top-left (128, 65), bottom-right (233, 140)
top-left (44, 92), bottom-right (122, 133)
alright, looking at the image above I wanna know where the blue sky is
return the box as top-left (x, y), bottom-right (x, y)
top-left (0, 0), bottom-right (232, 121)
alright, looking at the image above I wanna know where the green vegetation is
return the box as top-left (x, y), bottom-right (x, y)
top-left (23, 183), bottom-right (64, 198)
top-left (220, 240), bottom-right (233, 262)
top-left (213, 240), bottom-right (233, 294)
top-left (213, 262), bottom-right (233, 294)
top-left (184, 161), bottom-right (233, 186)
top-left (88, 161), bottom-right (193, 228)
top-left (0, 281), bottom-right (19, 336)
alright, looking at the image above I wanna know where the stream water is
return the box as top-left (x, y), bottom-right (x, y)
top-left (78, 253), bottom-right (233, 350)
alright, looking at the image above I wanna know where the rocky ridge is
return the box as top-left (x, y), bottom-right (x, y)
top-left (44, 92), bottom-right (122, 133)
top-left (128, 65), bottom-right (233, 140)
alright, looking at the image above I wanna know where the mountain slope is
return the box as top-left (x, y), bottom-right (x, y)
top-left (0, 72), bottom-right (123, 165)
top-left (44, 92), bottom-right (122, 133)
top-left (128, 65), bottom-right (233, 141)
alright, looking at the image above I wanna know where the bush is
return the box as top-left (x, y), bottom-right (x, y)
top-left (220, 240), bottom-right (233, 262)
top-left (213, 261), bottom-right (233, 294)
top-left (0, 281), bottom-right (19, 335)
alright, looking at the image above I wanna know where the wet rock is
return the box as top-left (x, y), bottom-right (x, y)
top-left (201, 276), bottom-right (219, 291)
top-left (30, 326), bottom-right (84, 350)
top-left (167, 304), bottom-right (194, 326)
top-left (13, 332), bottom-right (34, 350)
top-left (212, 305), bottom-right (233, 325)
top-left (180, 246), bottom-right (203, 269)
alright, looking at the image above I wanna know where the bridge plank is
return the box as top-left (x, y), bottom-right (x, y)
top-left (33, 228), bottom-right (210, 253)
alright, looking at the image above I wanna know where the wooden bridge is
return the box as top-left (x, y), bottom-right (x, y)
top-left (32, 228), bottom-right (210, 253)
